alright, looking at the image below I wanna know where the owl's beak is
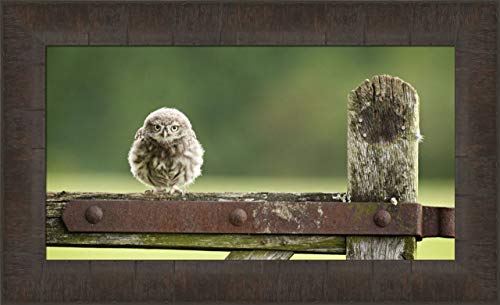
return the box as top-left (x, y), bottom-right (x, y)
top-left (163, 130), bottom-right (168, 138)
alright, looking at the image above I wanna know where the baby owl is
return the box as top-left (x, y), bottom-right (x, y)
top-left (128, 108), bottom-right (204, 194)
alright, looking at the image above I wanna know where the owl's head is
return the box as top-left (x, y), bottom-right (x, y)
top-left (143, 108), bottom-right (194, 145)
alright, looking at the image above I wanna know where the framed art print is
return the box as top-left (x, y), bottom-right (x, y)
top-left (1, 0), bottom-right (497, 303)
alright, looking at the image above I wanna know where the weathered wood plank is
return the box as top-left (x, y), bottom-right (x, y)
top-left (46, 191), bottom-right (349, 216)
top-left (47, 192), bottom-right (347, 254)
top-left (347, 236), bottom-right (416, 260)
top-left (225, 250), bottom-right (294, 260)
top-left (47, 217), bottom-right (345, 253)
top-left (47, 191), bottom-right (349, 203)
top-left (346, 75), bottom-right (419, 260)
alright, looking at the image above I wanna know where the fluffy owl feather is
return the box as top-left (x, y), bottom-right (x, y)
top-left (128, 108), bottom-right (204, 194)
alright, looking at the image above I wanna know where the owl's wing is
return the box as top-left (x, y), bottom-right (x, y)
top-left (134, 127), bottom-right (145, 141)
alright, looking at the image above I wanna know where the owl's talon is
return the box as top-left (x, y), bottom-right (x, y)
top-left (154, 187), bottom-right (166, 194)
top-left (169, 186), bottom-right (184, 196)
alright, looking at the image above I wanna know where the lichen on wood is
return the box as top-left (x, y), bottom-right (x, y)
top-left (346, 75), bottom-right (420, 260)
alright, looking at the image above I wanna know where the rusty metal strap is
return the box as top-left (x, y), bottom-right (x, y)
top-left (62, 200), bottom-right (454, 240)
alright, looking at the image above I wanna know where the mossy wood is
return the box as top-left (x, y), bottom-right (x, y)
top-left (47, 192), bottom-right (347, 256)
top-left (346, 75), bottom-right (420, 260)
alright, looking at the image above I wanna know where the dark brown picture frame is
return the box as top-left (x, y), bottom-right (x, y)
top-left (1, 0), bottom-right (498, 303)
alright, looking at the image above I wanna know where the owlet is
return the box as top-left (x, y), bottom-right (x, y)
top-left (128, 108), bottom-right (204, 194)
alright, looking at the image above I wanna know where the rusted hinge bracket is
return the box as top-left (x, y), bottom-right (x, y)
top-left (62, 200), bottom-right (454, 240)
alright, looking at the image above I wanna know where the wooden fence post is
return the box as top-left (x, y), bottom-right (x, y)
top-left (346, 75), bottom-right (420, 260)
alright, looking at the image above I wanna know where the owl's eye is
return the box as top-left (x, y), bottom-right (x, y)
top-left (153, 124), bottom-right (162, 132)
top-left (170, 125), bottom-right (180, 132)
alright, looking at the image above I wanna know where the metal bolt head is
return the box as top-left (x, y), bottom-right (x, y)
top-left (229, 208), bottom-right (247, 226)
top-left (85, 205), bottom-right (103, 224)
top-left (373, 210), bottom-right (391, 227)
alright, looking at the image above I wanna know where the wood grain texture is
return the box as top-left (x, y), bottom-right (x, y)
top-left (3, 148), bottom-right (45, 193)
top-left (134, 261), bottom-right (175, 302)
top-left (346, 75), bottom-right (419, 260)
top-left (455, 240), bottom-right (497, 301)
top-left (174, 3), bottom-right (221, 45)
top-left (47, 190), bottom-right (348, 202)
top-left (3, 252), bottom-right (44, 302)
top-left (88, 4), bottom-right (128, 44)
top-left (275, 3), bottom-right (326, 45)
top-left (410, 261), bottom-right (462, 301)
top-left (456, 156), bottom-right (496, 196)
top-left (326, 4), bottom-right (365, 45)
top-left (173, 261), bottom-right (218, 302)
top-left (455, 51), bottom-right (496, 158)
top-left (221, 4), bottom-right (282, 45)
top-left (20, 4), bottom-right (89, 45)
top-left (455, 195), bottom-right (496, 242)
top-left (41, 261), bottom-right (91, 302)
top-left (128, 3), bottom-right (175, 45)
top-left (3, 64), bottom-right (44, 110)
top-left (371, 260), bottom-right (412, 301)
top-left (3, 147), bottom-right (45, 305)
top-left (5, 110), bottom-right (44, 148)
top-left (214, 261), bottom-right (272, 302)
top-left (0, 2), bottom-right (3, 301)
top-left (326, 261), bottom-right (373, 301)
top-left (456, 3), bottom-right (497, 54)
top-left (364, 4), bottom-right (411, 44)
top-left (276, 261), bottom-right (327, 302)
top-left (4, 190), bottom-right (45, 254)
top-left (222, 3), bottom-right (326, 45)
top-left (454, 6), bottom-right (496, 159)
top-left (452, 6), bottom-right (497, 300)
top-left (3, 5), bottom-right (45, 64)
top-left (347, 236), bottom-right (416, 260)
top-left (89, 261), bottom-right (135, 302)
top-left (412, 3), bottom-right (460, 45)
top-left (347, 75), bottom-right (420, 203)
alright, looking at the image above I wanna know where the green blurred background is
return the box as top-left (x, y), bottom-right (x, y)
top-left (47, 46), bottom-right (454, 260)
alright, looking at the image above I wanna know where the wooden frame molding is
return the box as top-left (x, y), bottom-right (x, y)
top-left (1, 0), bottom-right (497, 303)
